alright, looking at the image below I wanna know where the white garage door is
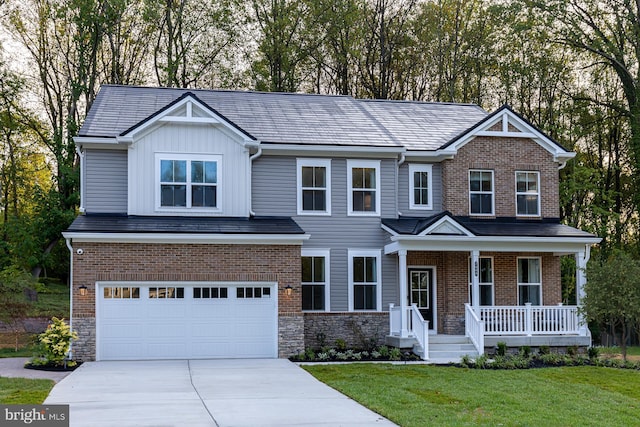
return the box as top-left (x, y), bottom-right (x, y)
top-left (97, 283), bottom-right (278, 360)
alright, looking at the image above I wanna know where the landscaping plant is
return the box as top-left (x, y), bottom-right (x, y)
top-left (31, 317), bottom-right (77, 367)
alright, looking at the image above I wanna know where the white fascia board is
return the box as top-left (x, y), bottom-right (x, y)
top-left (74, 137), bottom-right (127, 150)
top-left (62, 232), bottom-right (310, 245)
top-left (380, 224), bottom-right (399, 237)
top-left (384, 235), bottom-right (601, 254)
top-left (260, 143), bottom-right (404, 158)
top-left (404, 151), bottom-right (455, 161)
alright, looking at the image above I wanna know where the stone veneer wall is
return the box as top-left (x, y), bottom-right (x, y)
top-left (303, 312), bottom-right (389, 350)
top-left (71, 242), bottom-right (301, 361)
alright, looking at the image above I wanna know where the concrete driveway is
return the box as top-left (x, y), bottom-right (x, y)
top-left (44, 359), bottom-right (396, 427)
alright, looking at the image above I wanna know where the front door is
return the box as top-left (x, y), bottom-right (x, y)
top-left (409, 268), bottom-right (434, 329)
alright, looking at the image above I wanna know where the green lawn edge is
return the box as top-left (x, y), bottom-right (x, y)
top-left (0, 377), bottom-right (55, 404)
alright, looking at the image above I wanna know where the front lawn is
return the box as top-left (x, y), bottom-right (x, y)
top-left (304, 364), bottom-right (640, 426)
top-left (0, 377), bottom-right (54, 404)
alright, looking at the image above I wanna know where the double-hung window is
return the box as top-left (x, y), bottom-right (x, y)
top-left (409, 164), bottom-right (433, 210)
top-left (515, 171), bottom-right (540, 216)
top-left (157, 154), bottom-right (220, 211)
top-left (469, 170), bottom-right (494, 215)
top-left (297, 159), bottom-right (331, 215)
top-left (347, 160), bottom-right (380, 215)
top-left (348, 249), bottom-right (381, 311)
top-left (468, 257), bottom-right (494, 305)
top-left (518, 257), bottom-right (542, 305)
top-left (301, 249), bottom-right (330, 311)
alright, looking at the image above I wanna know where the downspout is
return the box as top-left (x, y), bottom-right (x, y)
top-left (76, 146), bottom-right (86, 213)
top-left (397, 153), bottom-right (406, 217)
top-left (558, 161), bottom-right (567, 170)
top-left (249, 147), bottom-right (263, 216)
top-left (65, 238), bottom-right (74, 358)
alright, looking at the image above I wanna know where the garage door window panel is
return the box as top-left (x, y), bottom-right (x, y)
top-left (149, 287), bottom-right (184, 299)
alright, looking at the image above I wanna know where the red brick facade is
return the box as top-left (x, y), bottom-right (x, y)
top-left (71, 243), bottom-right (302, 360)
top-left (407, 251), bottom-right (562, 334)
top-left (441, 136), bottom-right (560, 218)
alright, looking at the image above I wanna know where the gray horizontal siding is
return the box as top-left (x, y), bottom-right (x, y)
top-left (398, 162), bottom-right (443, 216)
top-left (85, 149), bottom-right (128, 213)
top-left (252, 155), bottom-right (399, 311)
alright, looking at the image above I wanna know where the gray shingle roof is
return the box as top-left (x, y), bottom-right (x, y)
top-left (80, 85), bottom-right (488, 150)
top-left (67, 214), bottom-right (305, 234)
top-left (382, 214), bottom-right (598, 239)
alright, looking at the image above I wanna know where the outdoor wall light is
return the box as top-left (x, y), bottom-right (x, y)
top-left (79, 285), bottom-right (88, 296)
top-left (285, 285), bottom-right (293, 296)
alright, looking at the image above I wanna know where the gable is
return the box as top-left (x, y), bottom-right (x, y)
top-left (117, 93), bottom-right (257, 147)
top-left (438, 105), bottom-right (574, 164)
top-left (418, 216), bottom-right (474, 237)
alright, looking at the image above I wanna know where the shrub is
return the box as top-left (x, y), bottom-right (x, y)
top-left (588, 346), bottom-right (600, 359)
top-left (335, 339), bottom-right (347, 351)
top-left (474, 354), bottom-right (489, 369)
top-left (538, 345), bottom-right (550, 355)
top-left (33, 317), bottom-right (77, 366)
top-left (460, 354), bottom-right (472, 368)
top-left (389, 347), bottom-right (402, 361)
top-left (496, 341), bottom-right (508, 356)
top-left (378, 345), bottom-right (390, 358)
top-left (519, 346), bottom-right (531, 358)
top-left (567, 345), bottom-right (579, 356)
top-left (305, 348), bottom-right (316, 361)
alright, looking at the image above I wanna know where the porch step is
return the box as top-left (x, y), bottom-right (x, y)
top-left (423, 335), bottom-right (478, 363)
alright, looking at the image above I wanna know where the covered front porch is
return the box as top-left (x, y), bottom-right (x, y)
top-left (382, 214), bottom-right (601, 360)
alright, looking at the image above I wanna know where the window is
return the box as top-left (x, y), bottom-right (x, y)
top-left (518, 257), bottom-right (541, 305)
top-left (149, 287), bottom-right (184, 299)
top-left (347, 160), bottom-right (380, 215)
top-left (157, 154), bottom-right (220, 210)
top-left (469, 170), bottom-right (494, 215)
top-left (193, 287), bottom-right (228, 299)
top-left (103, 287), bottom-right (140, 299)
top-left (468, 257), bottom-right (494, 305)
top-left (409, 164), bottom-right (433, 210)
top-left (515, 171), bottom-right (540, 216)
top-left (348, 250), bottom-right (381, 311)
top-left (301, 249), bottom-right (330, 311)
top-left (297, 159), bottom-right (331, 215)
top-left (236, 287), bottom-right (271, 299)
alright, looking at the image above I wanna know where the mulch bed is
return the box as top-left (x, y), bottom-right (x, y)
top-left (24, 362), bottom-right (82, 372)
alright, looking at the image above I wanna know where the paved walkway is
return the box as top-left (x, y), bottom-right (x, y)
top-left (0, 357), bottom-right (70, 382)
top-left (44, 359), bottom-right (397, 427)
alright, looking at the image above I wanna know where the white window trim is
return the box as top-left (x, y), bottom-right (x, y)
top-left (347, 159), bottom-right (381, 216)
top-left (469, 169), bottom-right (494, 216)
top-left (301, 249), bottom-right (331, 312)
top-left (517, 256), bottom-right (543, 305)
top-left (155, 153), bottom-right (222, 213)
top-left (468, 256), bottom-right (495, 306)
top-left (348, 249), bottom-right (382, 312)
top-left (296, 159), bottom-right (332, 216)
top-left (515, 171), bottom-right (541, 217)
top-left (409, 164), bottom-right (433, 210)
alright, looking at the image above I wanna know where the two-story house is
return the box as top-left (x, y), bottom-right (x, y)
top-left (63, 85), bottom-right (600, 361)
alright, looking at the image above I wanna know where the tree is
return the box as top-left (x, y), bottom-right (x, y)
top-left (584, 251), bottom-right (640, 360)
top-left (0, 267), bottom-right (36, 351)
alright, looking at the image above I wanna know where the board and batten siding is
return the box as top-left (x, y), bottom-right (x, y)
top-left (84, 149), bottom-right (128, 214)
top-left (398, 162), bottom-right (443, 216)
top-left (128, 123), bottom-right (250, 216)
top-left (252, 155), bottom-right (399, 311)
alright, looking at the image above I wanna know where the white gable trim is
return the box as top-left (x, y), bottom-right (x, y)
top-left (437, 108), bottom-right (575, 164)
top-left (419, 216), bottom-right (474, 237)
top-left (118, 95), bottom-right (258, 146)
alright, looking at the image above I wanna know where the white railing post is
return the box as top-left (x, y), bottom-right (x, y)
top-left (389, 303), bottom-right (396, 335)
top-left (423, 320), bottom-right (429, 360)
top-left (398, 250), bottom-right (409, 337)
top-left (525, 303), bottom-right (532, 336)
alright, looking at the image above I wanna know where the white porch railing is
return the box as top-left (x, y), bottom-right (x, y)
top-left (479, 304), bottom-right (582, 336)
top-left (389, 303), bottom-right (402, 336)
top-left (464, 303), bottom-right (484, 355)
top-left (410, 304), bottom-right (429, 360)
top-left (388, 303), bottom-right (429, 360)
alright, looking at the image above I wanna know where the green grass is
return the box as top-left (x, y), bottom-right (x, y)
top-left (599, 346), bottom-right (640, 356)
top-left (0, 346), bottom-right (34, 358)
top-left (29, 282), bottom-right (70, 318)
top-left (0, 377), bottom-right (54, 404)
top-left (304, 364), bottom-right (640, 427)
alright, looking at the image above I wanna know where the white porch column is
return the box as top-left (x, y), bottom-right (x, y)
top-left (575, 246), bottom-right (590, 305)
top-left (398, 249), bottom-right (409, 337)
top-left (471, 250), bottom-right (480, 314)
top-left (575, 246), bottom-right (590, 335)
